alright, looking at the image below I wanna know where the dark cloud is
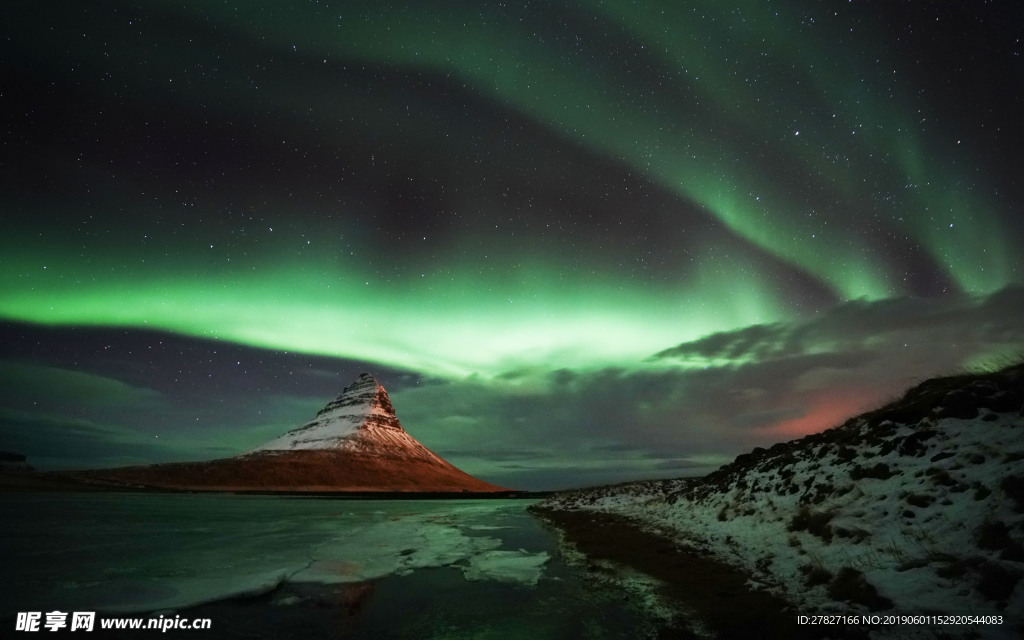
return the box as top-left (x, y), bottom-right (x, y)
top-left (652, 323), bottom-right (786, 362)
top-left (0, 410), bottom-right (185, 469)
top-left (655, 286), bottom-right (1024, 369)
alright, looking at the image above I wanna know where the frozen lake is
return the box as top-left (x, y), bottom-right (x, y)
top-left (1, 494), bottom-right (685, 638)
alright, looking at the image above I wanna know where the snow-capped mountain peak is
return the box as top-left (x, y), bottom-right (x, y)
top-left (248, 373), bottom-right (444, 463)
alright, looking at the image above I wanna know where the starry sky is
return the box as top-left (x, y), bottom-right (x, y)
top-left (2, 1), bottom-right (1023, 490)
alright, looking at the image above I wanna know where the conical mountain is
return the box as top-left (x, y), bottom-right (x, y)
top-left (249, 373), bottom-right (448, 464)
top-left (74, 374), bottom-right (508, 493)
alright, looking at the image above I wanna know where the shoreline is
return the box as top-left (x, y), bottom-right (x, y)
top-left (531, 507), bottom-right (851, 639)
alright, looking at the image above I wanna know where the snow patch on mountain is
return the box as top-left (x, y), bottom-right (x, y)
top-left (539, 364), bottom-right (1024, 638)
top-left (248, 373), bottom-right (446, 464)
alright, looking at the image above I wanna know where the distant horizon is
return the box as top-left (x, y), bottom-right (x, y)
top-left (8, 355), bottom-right (1023, 493)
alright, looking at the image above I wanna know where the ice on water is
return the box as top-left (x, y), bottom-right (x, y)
top-left (0, 495), bottom-right (549, 614)
top-left (462, 549), bottom-right (549, 586)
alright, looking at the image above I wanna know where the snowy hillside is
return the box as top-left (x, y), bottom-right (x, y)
top-left (539, 364), bottom-right (1024, 638)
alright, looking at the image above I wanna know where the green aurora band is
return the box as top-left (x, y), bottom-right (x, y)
top-left (1, 236), bottom-right (788, 377)
top-left (2, 0), bottom-right (1021, 380)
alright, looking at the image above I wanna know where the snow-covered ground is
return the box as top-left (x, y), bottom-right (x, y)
top-left (540, 365), bottom-right (1024, 639)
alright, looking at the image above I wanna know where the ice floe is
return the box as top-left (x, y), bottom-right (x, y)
top-left (0, 496), bottom-right (549, 615)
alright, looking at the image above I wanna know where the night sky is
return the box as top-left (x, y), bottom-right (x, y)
top-left (2, 1), bottom-right (1023, 490)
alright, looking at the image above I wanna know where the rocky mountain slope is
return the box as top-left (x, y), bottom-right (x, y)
top-left (250, 373), bottom-right (449, 464)
top-left (538, 363), bottom-right (1024, 638)
top-left (75, 374), bottom-right (507, 493)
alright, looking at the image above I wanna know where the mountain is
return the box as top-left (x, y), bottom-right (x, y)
top-left (536, 363), bottom-right (1024, 634)
top-left (249, 373), bottom-right (451, 465)
top-left (75, 373), bottom-right (508, 493)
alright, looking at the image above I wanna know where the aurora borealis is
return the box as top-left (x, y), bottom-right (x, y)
top-left (2, 1), bottom-right (1022, 489)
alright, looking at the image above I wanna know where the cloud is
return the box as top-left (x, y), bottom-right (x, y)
top-left (0, 409), bottom-right (189, 469)
top-left (397, 286), bottom-right (1024, 489)
top-left (0, 361), bottom-right (165, 412)
top-left (0, 359), bottom-right (329, 467)
top-left (653, 286), bottom-right (1024, 369)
